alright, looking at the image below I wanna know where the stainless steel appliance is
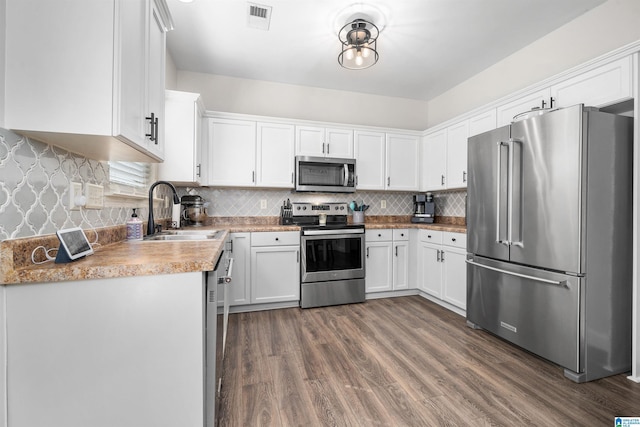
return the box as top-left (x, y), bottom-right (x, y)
top-left (411, 193), bottom-right (435, 223)
top-left (206, 238), bottom-right (233, 426)
top-left (181, 194), bottom-right (207, 226)
top-left (466, 104), bottom-right (633, 382)
top-left (295, 156), bottom-right (356, 193)
top-left (295, 202), bottom-right (366, 308)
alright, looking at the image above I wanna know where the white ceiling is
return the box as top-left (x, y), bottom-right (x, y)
top-left (165, 0), bottom-right (607, 102)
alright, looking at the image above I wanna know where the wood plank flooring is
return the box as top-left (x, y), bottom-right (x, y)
top-left (217, 296), bottom-right (640, 426)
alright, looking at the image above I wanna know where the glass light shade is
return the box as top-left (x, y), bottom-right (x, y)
top-left (337, 19), bottom-right (379, 70)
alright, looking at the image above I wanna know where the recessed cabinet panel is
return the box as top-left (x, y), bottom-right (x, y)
top-left (469, 109), bottom-right (497, 137)
top-left (354, 130), bottom-right (386, 190)
top-left (386, 133), bottom-right (419, 191)
top-left (446, 121), bottom-right (469, 189)
top-left (256, 122), bottom-right (295, 188)
top-left (251, 246), bottom-right (300, 303)
top-left (365, 242), bottom-right (393, 293)
top-left (421, 129), bottom-right (447, 191)
top-left (295, 126), bottom-right (353, 158)
top-left (208, 118), bottom-right (256, 186)
top-left (551, 56), bottom-right (632, 108)
top-left (159, 90), bottom-right (204, 185)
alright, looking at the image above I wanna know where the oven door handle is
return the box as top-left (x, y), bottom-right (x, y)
top-left (303, 228), bottom-right (364, 236)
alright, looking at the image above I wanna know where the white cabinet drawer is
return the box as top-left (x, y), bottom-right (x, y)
top-left (392, 229), bottom-right (409, 241)
top-left (419, 229), bottom-right (443, 244)
top-left (443, 231), bottom-right (466, 249)
top-left (366, 229), bottom-right (393, 241)
top-left (251, 231), bottom-right (299, 247)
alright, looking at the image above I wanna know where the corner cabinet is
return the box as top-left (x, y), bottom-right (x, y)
top-left (158, 90), bottom-right (205, 185)
top-left (4, 0), bottom-right (172, 162)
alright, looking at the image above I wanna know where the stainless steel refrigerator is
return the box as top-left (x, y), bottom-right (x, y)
top-left (466, 104), bottom-right (633, 382)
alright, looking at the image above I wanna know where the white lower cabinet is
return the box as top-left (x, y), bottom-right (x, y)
top-left (250, 231), bottom-right (300, 304)
top-left (417, 230), bottom-right (467, 311)
top-left (228, 233), bottom-right (251, 306)
top-left (365, 229), bottom-right (409, 293)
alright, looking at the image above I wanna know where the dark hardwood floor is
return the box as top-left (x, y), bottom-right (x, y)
top-left (218, 296), bottom-right (640, 426)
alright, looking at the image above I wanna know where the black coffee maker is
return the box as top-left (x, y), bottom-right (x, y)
top-left (411, 193), bottom-right (435, 224)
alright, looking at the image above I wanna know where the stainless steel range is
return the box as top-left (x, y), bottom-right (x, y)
top-left (289, 202), bottom-right (366, 308)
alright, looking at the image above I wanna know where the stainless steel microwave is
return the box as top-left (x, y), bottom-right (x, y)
top-left (295, 156), bottom-right (356, 193)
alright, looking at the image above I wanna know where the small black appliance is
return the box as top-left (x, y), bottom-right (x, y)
top-left (411, 193), bottom-right (435, 224)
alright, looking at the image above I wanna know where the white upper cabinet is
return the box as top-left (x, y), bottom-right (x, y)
top-left (295, 126), bottom-right (354, 158)
top-left (354, 130), bottom-right (386, 190)
top-left (386, 133), bottom-right (420, 191)
top-left (445, 121), bottom-right (469, 189)
top-left (207, 118), bottom-right (257, 187)
top-left (4, 0), bottom-right (172, 162)
top-left (256, 122), bottom-right (295, 188)
top-left (421, 129), bottom-right (447, 192)
top-left (496, 88), bottom-right (552, 127)
top-left (468, 109), bottom-right (497, 137)
top-left (159, 91), bottom-right (204, 185)
top-left (551, 56), bottom-right (632, 109)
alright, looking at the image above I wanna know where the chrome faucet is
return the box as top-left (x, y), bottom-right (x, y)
top-left (147, 180), bottom-right (180, 236)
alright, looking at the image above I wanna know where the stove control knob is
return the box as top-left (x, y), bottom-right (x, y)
top-left (340, 206), bottom-right (344, 210)
top-left (296, 206), bottom-right (301, 210)
top-left (303, 206), bottom-right (307, 210)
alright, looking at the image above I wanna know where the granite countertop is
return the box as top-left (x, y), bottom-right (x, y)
top-left (1, 216), bottom-right (466, 285)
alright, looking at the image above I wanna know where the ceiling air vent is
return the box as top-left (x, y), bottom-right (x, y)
top-left (247, 3), bottom-right (272, 31)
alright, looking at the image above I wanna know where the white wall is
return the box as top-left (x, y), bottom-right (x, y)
top-left (0, 0), bottom-right (6, 129)
top-left (427, 0), bottom-right (640, 127)
top-left (176, 71), bottom-right (430, 131)
top-left (165, 50), bottom-right (178, 90)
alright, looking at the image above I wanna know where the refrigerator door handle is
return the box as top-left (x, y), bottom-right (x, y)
top-left (466, 259), bottom-right (567, 287)
top-left (509, 138), bottom-right (524, 248)
top-left (496, 141), bottom-right (509, 245)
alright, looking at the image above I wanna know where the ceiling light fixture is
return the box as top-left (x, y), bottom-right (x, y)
top-left (338, 18), bottom-right (379, 70)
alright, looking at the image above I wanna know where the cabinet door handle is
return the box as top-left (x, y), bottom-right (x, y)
top-left (291, 172), bottom-right (294, 184)
top-left (252, 171), bottom-right (255, 183)
top-left (146, 113), bottom-right (158, 143)
top-left (366, 247), bottom-right (369, 258)
top-left (322, 142), bottom-right (325, 154)
top-left (387, 177), bottom-right (391, 186)
top-left (441, 175), bottom-right (445, 186)
top-left (297, 250), bottom-right (299, 263)
top-left (550, 97), bottom-right (555, 108)
top-left (327, 143), bottom-right (330, 155)
top-left (436, 250), bottom-right (441, 262)
top-left (441, 250), bottom-right (445, 262)
top-left (395, 246), bottom-right (398, 257)
top-left (230, 240), bottom-right (234, 253)
top-left (356, 175), bottom-right (358, 186)
top-left (462, 171), bottom-right (466, 183)
top-left (196, 164), bottom-right (201, 178)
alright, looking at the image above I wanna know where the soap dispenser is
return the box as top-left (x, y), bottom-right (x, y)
top-left (126, 208), bottom-right (143, 241)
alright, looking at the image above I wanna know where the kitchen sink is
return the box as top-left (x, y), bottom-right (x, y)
top-left (143, 229), bottom-right (224, 241)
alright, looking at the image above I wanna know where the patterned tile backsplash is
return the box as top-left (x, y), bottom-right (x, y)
top-left (184, 187), bottom-right (467, 219)
top-left (0, 127), bottom-right (466, 241)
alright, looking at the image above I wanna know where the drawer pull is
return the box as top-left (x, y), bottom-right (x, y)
top-left (378, 233), bottom-right (381, 237)
top-left (275, 237), bottom-right (279, 241)
top-left (452, 238), bottom-right (456, 242)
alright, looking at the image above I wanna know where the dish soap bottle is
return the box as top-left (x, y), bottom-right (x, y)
top-left (126, 208), bottom-right (143, 241)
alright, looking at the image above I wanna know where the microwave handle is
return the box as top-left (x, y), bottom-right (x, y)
top-left (343, 164), bottom-right (349, 187)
